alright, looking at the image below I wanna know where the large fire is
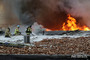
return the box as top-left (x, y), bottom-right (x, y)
top-left (46, 29), bottom-right (51, 31)
top-left (46, 14), bottom-right (90, 31)
top-left (62, 14), bottom-right (90, 31)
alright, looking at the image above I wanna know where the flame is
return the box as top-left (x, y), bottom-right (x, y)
top-left (62, 14), bottom-right (90, 31)
top-left (46, 29), bottom-right (51, 31)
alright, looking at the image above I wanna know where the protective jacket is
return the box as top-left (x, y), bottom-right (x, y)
top-left (14, 28), bottom-right (21, 35)
top-left (26, 28), bottom-right (32, 35)
top-left (5, 28), bottom-right (11, 37)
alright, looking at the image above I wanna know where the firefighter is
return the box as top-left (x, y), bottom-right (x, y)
top-left (26, 26), bottom-right (32, 35)
top-left (14, 25), bottom-right (21, 35)
top-left (5, 27), bottom-right (11, 37)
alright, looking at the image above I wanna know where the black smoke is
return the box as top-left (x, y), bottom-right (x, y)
top-left (0, 0), bottom-right (90, 29)
top-left (21, 0), bottom-right (89, 30)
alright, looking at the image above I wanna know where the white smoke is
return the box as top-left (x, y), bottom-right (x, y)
top-left (3, 0), bottom-right (22, 19)
top-left (69, 0), bottom-right (90, 27)
top-left (32, 22), bottom-right (45, 34)
top-left (0, 0), bottom-right (22, 26)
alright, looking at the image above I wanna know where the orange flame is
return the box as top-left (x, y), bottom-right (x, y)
top-left (62, 14), bottom-right (90, 31)
top-left (46, 29), bottom-right (51, 31)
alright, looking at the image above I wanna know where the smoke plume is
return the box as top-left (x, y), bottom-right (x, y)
top-left (0, 0), bottom-right (90, 29)
top-left (0, 0), bottom-right (21, 27)
top-left (21, 0), bottom-right (90, 30)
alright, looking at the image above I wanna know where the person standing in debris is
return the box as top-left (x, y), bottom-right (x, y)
top-left (5, 27), bottom-right (11, 38)
top-left (26, 26), bottom-right (32, 35)
top-left (14, 25), bottom-right (21, 35)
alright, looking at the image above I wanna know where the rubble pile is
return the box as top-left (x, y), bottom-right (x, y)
top-left (0, 37), bottom-right (90, 55)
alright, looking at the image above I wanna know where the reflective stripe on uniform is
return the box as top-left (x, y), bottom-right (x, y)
top-left (5, 29), bottom-right (11, 36)
top-left (15, 28), bottom-right (19, 35)
top-left (26, 28), bottom-right (31, 35)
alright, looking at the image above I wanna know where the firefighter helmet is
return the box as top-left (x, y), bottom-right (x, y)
top-left (17, 25), bottom-right (20, 28)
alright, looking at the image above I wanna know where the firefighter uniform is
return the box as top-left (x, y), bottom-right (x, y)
top-left (5, 28), bottom-right (11, 37)
top-left (14, 25), bottom-right (21, 35)
top-left (26, 27), bottom-right (32, 35)
top-left (14, 28), bottom-right (21, 35)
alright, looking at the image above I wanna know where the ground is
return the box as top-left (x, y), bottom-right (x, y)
top-left (0, 32), bottom-right (88, 44)
top-left (0, 31), bottom-right (90, 55)
top-left (0, 37), bottom-right (90, 55)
